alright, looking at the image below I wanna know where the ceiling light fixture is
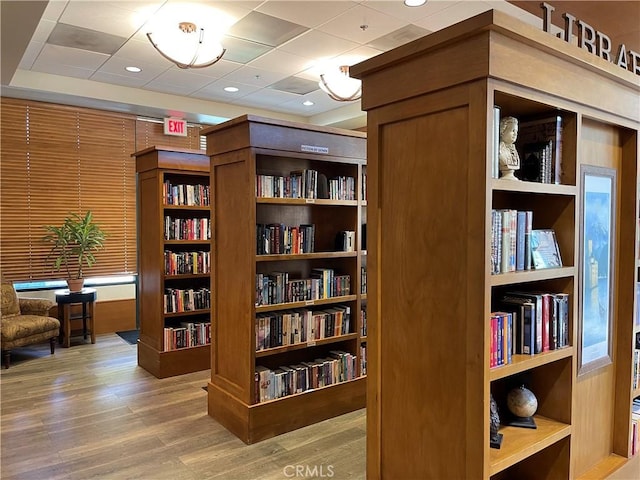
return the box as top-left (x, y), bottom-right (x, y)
top-left (404, 0), bottom-right (427, 6)
top-left (147, 21), bottom-right (225, 69)
top-left (303, 100), bottom-right (314, 106)
top-left (319, 65), bottom-right (361, 102)
top-left (125, 66), bottom-right (141, 73)
top-left (224, 86), bottom-right (239, 93)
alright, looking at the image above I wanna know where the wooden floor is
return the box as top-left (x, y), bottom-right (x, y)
top-left (1, 334), bottom-right (366, 480)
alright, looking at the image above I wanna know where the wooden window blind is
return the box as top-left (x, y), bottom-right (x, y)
top-left (0, 98), bottom-right (136, 282)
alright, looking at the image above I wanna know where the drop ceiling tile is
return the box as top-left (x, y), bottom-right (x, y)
top-left (227, 11), bottom-right (308, 47)
top-left (415, 2), bottom-right (492, 33)
top-left (268, 76), bottom-right (319, 95)
top-left (368, 24), bottom-right (431, 51)
top-left (32, 19), bottom-right (57, 43)
top-left (42, 1), bottom-right (68, 22)
top-left (90, 70), bottom-right (151, 88)
top-left (362, 0), bottom-right (453, 22)
top-left (97, 55), bottom-right (171, 81)
top-left (220, 65), bottom-right (289, 88)
top-left (232, 88), bottom-right (300, 110)
top-left (47, 23), bottom-right (127, 55)
top-left (278, 30), bottom-right (359, 61)
top-left (58, 1), bottom-right (161, 38)
top-left (19, 41), bottom-right (45, 70)
top-left (317, 4), bottom-right (407, 45)
top-left (145, 68), bottom-right (219, 94)
top-left (249, 49), bottom-right (312, 76)
top-left (256, 1), bottom-right (359, 29)
top-left (34, 43), bottom-right (110, 70)
top-left (30, 62), bottom-right (95, 80)
top-left (191, 79), bottom-right (260, 101)
top-left (220, 36), bottom-right (273, 64)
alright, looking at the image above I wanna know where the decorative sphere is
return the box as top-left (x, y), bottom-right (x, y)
top-left (507, 386), bottom-right (538, 418)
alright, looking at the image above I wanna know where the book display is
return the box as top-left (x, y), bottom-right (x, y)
top-left (135, 146), bottom-right (212, 378)
top-left (203, 115), bottom-right (367, 444)
top-left (351, 10), bottom-right (639, 480)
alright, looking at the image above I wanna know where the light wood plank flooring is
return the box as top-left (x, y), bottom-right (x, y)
top-left (1, 334), bottom-right (366, 479)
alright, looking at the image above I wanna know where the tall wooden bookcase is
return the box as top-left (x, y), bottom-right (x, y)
top-left (135, 146), bottom-right (212, 378)
top-left (203, 115), bottom-right (367, 444)
top-left (351, 10), bottom-right (639, 480)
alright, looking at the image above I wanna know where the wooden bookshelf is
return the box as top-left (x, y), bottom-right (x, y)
top-left (134, 146), bottom-right (212, 378)
top-left (351, 9), bottom-right (639, 479)
top-left (203, 115), bottom-right (367, 444)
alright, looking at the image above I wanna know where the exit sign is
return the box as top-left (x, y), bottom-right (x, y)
top-left (164, 118), bottom-right (187, 136)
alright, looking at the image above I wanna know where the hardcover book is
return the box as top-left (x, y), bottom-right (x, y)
top-left (531, 229), bottom-right (563, 269)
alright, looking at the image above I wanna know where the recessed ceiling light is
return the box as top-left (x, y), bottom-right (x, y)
top-left (303, 100), bottom-right (314, 106)
top-left (404, 0), bottom-right (427, 6)
top-left (125, 66), bottom-right (142, 73)
top-left (224, 86), bottom-right (239, 93)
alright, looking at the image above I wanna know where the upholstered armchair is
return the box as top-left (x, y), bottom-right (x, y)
top-left (1, 282), bottom-right (60, 368)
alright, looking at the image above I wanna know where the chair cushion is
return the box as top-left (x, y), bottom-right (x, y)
top-left (1, 282), bottom-right (20, 317)
top-left (1, 314), bottom-right (60, 341)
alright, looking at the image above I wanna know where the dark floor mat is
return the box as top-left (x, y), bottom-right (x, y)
top-left (116, 330), bottom-right (139, 345)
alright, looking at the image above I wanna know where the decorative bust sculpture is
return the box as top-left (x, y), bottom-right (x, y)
top-left (499, 116), bottom-right (521, 180)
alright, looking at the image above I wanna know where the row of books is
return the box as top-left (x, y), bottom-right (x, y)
top-left (164, 287), bottom-right (211, 313)
top-left (164, 250), bottom-right (210, 275)
top-left (163, 181), bottom-right (210, 206)
top-left (361, 170), bottom-right (367, 202)
top-left (255, 170), bottom-right (356, 200)
top-left (490, 109), bottom-right (563, 184)
top-left (361, 266), bottom-right (367, 294)
top-left (255, 305), bottom-right (351, 351)
top-left (490, 291), bottom-right (570, 368)
top-left (255, 270), bottom-right (351, 306)
top-left (632, 399), bottom-right (640, 455)
top-left (254, 350), bottom-right (357, 403)
top-left (164, 216), bottom-right (210, 241)
top-left (491, 209), bottom-right (533, 274)
top-left (633, 350), bottom-right (640, 390)
top-left (360, 307), bottom-right (367, 337)
top-left (257, 223), bottom-right (315, 255)
top-left (163, 321), bottom-right (211, 351)
top-left (361, 343), bottom-right (367, 376)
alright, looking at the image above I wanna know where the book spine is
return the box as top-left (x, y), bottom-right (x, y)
top-left (516, 211), bottom-right (526, 271)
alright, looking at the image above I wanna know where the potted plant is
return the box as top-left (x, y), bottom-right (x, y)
top-left (43, 211), bottom-right (107, 292)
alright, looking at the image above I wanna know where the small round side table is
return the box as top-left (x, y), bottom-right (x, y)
top-left (55, 288), bottom-right (97, 348)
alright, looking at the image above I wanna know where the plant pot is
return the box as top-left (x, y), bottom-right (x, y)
top-left (67, 278), bottom-right (84, 292)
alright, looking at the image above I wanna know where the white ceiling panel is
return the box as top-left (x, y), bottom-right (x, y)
top-left (219, 65), bottom-right (289, 88)
top-left (33, 43), bottom-right (110, 70)
top-left (32, 19), bottom-right (58, 43)
top-left (97, 55), bottom-right (171, 81)
top-left (90, 70), bottom-right (151, 88)
top-left (30, 61), bottom-right (95, 80)
top-left (363, 0), bottom-right (448, 22)
top-left (146, 68), bottom-right (218, 92)
top-left (278, 30), bottom-right (359, 61)
top-left (317, 4), bottom-right (407, 44)
top-left (57, 1), bottom-right (156, 38)
top-left (415, 2), bottom-right (492, 32)
top-left (232, 87), bottom-right (300, 109)
top-left (249, 49), bottom-right (312, 76)
top-left (42, 1), bottom-right (68, 22)
top-left (191, 79), bottom-right (261, 101)
top-left (256, 1), bottom-right (359, 29)
top-left (18, 42), bottom-right (45, 70)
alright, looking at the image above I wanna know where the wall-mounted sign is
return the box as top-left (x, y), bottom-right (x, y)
top-left (164, 117), bottom-right (187, 136)
top-left (540, 2), bottom-right (639, 76)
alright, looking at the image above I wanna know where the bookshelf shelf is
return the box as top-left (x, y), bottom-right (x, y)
top-left (491, 179), bottom-right (577, 196)
top-left (204, 115), bottom-right (367, 444)
top-left (256, 198), bottom-right (357, 206)
top-left (164, 309), bottom-right (210, 318)
top-left (255, 333), bottom-right (358, 358)
top-left (489, 416), bottom-right (572, 476)
top-left (256, 251), bottom-right (357, 262)
top-left (490, 267), bottom-right (576, 287)
top-left (163, 205), bottom-right (210, 211)
top-left (490, 347), bottom-right (574, 381)
top-left (351, 9), bottom-right (639, 479)
top-left (134, 146), bottom-right (212, 378)
top-left (255, 295), bottom-right (358, 313)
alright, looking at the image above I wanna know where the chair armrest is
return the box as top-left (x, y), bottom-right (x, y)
top-left (19, 298), bottom-right (56, 316)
